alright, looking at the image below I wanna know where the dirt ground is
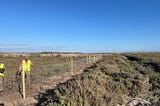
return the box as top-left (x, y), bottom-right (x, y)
top-left (0, 54), bottom-right (99, 106)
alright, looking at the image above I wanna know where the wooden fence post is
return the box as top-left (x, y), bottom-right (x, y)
top-left (71, 57), bottom-right (73, 75)
top-left (89, 56), bottom-right (91, 63)
top-left (94, 55), bottom-right (96, 62)
top-left (86, 56), bottom-right (89, 64)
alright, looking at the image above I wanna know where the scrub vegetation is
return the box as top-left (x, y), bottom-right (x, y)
top-left (37, 53), bottom-right (160, 106)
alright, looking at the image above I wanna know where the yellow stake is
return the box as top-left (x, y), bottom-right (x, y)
top-left (22, 69), bottom-right (25, 99)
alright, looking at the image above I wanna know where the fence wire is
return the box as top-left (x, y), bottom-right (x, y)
top-left (1, 55), bottom-right (102, 94)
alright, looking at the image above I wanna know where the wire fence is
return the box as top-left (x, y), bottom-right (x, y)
top-left (1, 55), bottom-right (102, 95)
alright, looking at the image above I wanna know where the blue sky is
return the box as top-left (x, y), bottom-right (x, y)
top-left (0, 0), bottom-right (160, 53)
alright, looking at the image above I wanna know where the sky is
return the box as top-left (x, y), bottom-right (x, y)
top-left (0, 0), bottom-right (160, 53)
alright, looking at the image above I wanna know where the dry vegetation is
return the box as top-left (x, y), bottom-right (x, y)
top-left (0, 54), bottom-right (92, 97)
top-left (37, 53), bottom-right (160, 106)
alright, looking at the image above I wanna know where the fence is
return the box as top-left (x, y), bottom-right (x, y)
top-left (1, 54), bottom-right (102, 95)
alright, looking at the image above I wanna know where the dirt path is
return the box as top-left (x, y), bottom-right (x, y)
top-left (0, 62), bottom-right (96, 106)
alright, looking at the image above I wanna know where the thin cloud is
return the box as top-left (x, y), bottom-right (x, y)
top-left (0, 44), bottom-right (32, 49)
top-left (0, 43), bottom-right (68, 52)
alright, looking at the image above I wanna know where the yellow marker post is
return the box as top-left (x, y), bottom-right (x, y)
top-left (22, 69), bottom-right (25, 99)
